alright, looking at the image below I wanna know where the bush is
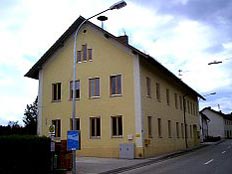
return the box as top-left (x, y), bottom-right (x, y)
top-left (205, 136), bottom-right (221, 142)
top-left (0, 135), bottom-right (51, 174)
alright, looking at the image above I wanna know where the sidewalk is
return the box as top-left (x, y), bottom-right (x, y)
top-left (67, 141), bottom-right (224, 174)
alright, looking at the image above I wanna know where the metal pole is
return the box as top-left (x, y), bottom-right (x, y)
top-left (72, 2), bottom-right (127, 173)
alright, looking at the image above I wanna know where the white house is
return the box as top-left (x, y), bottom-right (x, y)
top-left (201, 107), bottom-right (232, 139)
top-left (199, 112), bottom-right (210, 142)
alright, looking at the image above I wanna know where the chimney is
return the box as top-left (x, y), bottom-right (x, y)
top-left (116, 35), bottom-right (128, 45)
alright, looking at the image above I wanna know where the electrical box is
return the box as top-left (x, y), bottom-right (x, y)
top-left (119, 143), bottom-right (134, 159)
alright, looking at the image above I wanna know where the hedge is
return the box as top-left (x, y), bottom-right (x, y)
top-left (0, 135), bottom-right (51, 174)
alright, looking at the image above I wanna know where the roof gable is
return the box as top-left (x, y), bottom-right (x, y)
top-left (25, 16), bottom-right (204, 99)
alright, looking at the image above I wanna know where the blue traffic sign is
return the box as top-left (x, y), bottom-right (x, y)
top-left (67, 130), bottom-right (80, 151)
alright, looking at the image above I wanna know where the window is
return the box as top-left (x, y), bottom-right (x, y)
top-left (166, 89), bottom-right (170, 105)
top-left (52, 83), bottom-right (61, 101)
top-left (181, 123), bottom-right (184, 138)
top-left (77, 44), bottom-right (93, 62)
top-left (190, 125), bottom-right (192, 138)
top-left (77, 51), bottom-right (82, 62)
top-left (70, 118), bottom-right (80, 130)
top-left (174, 93), bottom-right (178, 109)
top-left (158, 118), bottom-right (162, 137)
top-left (179, 96), bottom-right (183, 110)
top-left (187, 100), bottom-right (190, 114)
top-left (176, 122), bottom-right (179, 138)
top-left (90, 117), bottom-right (101, 138)
top-left (190, 102), bottom-right (193, 115)
top-left (156, 83), bottom-right (161, 101)
top-left (147, 116), bottom-right (152, 138)
top-left (110, 75), bottom-right (122, 95)
top-left (168, 120), bottom-right (172, 138)
top-left (146, 77), bottom-right (151, 97)
top-left (89, 78), bottom-right (100, 97)
top-left (52, 119), bottom-right (61, 137)
top-left (88, 49), bottom-right (92, 61)
top-left (186, 124), bottom-right (188, 138)
top-left (70, 80), bottom-right (80, 99)
top-left (112, 116), bottom-right (123, 137)
top-left (82, 44), bottom-right (87, 61)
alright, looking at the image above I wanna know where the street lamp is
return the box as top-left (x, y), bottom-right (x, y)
top-left (202, 92), bottom-right (216, 98)
top-left (72, 1), bottom-right (127, 174)
top-left (208, 60), bottom-right (222, 65)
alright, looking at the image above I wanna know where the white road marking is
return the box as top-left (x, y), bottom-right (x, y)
top-left (204, 159), bottom-right (214, 165)
top-left (222, 151), bottom-right (226, 154)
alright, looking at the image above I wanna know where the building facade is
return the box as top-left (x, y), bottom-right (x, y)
top-left (199, 112), bottom-right (210, 142)
top-left (201, 107), bottom-right (232, 139)
top-left (25, 16), bottom-right (203, 158)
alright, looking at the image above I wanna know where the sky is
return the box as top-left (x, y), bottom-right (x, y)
top-left (0, 0), bottom-right (231, 125)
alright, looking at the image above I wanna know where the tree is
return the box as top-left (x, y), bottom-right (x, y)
top-left (23, 97), bottom-right (38, 135)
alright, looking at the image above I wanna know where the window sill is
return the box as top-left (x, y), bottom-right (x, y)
top-left (112, 135), bottom-right (123, 138)
top-left (69, 98), bottom-right (80, 101)
top-left (146, 95), bottom-right (152, 98)
top-left (89, 96), bottom-right (100, 100)
top-left (51, 100), bottom-right (61, 103)
top-left (90, 136), bottom-right (101, 139)
top-left (110, 94), bottom-right (122, 98)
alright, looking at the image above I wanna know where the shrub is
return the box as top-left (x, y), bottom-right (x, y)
top-left (0, 135), bottom-right (51, 174)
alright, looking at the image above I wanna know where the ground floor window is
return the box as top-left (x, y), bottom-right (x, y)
top-left (52, 119), bottom-right (61, 137)
top-left (90, 117), bottom-right (101, 138)
top-left (70, 118), bottom-right (80, 130)
top-left (112, 116), bottom-right (123, 137)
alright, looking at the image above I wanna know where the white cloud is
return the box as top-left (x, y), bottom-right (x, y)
top-left (0, 0), bottom-right (231, 124)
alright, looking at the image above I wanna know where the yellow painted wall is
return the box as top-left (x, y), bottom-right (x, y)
top-left (39, 23), bottom-right (200, 158)
top-left (40, 25), bottom-right (136, 157)
top-left (139, 59), bottom-right (200, 157)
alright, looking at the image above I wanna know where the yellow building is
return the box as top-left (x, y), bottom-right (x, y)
top-left (25, 16), bottom-right (204, 158)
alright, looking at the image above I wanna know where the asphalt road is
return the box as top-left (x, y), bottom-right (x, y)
top-left (122, 140), bottom-right (232, 174)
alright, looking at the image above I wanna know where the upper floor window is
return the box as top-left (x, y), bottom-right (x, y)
top-left (146, 77), bottom-right (151, 97)
top-left (52, 119), bottom-right (61, 137)
top-left (52, 83), bottom-right (61, 101)
top-left (156, 83), bottom-right (161, 102)
top-left (174, 93), bottom-right (178, 109)
top-left (110, 75), bottom-right (122, 96)
top-left (82, 44), bottom-right (87, 61)
top-left (89, 78), bottom-right (100, 98)
top-left (77, 44), bottom-right (93, 63)
top-left (179, 96), bottom-right (183, 110)
top-left (166, 88), bottom-right (170, 105)
top-left (70, 80), bottom-right (80, 99)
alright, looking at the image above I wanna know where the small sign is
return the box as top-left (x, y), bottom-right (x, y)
top-left (67, 130), bottom-right (80, 151)
top-left (49, 125), bottom-right (55, 134)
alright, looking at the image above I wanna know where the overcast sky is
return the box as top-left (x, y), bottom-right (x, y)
top-left (0, 0), bottom-right (231, 125)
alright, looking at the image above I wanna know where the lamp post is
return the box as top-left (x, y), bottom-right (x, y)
top-left (72, 1), bottom-right (127, 174)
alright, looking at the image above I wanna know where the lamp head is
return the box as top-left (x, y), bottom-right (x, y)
top-left (109, 0), bottom-right (127, 10)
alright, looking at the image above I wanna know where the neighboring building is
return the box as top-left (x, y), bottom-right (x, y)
top-left (25, 16), bottom-right (204, 158)
top-left (199, 112), bottom-right (210, 142)
top-left (201, 107), bottom-right (232, 139)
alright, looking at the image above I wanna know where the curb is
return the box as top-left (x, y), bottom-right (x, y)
top-left (99, 144), bottom-right (209, 174)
